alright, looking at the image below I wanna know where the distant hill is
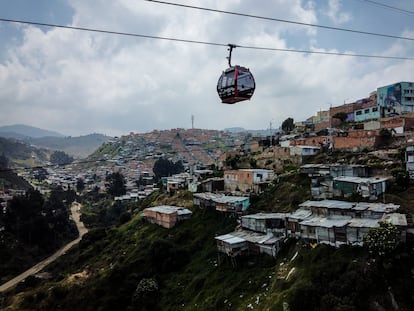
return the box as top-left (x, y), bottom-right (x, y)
top-left (28, 134), bottom-right (112, 158)
top-left (0, 125), bottom-right (112, 159)
top-left (0, 124), bottom-right (64, 139)
top-left (0, 137), bottom-right (50, 167)
top-left (0, 167), bottom-right (32, 190)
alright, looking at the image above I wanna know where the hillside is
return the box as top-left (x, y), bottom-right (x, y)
top-left (0, 169), bottom-right (32, 191)
top-left (0, 137), bottom-right (50, 168)
top-left (28, 134), bottom-right (112, 159)
top-left (1, 175), bottom-right (414, 310)
top-left (0, 125), bottom-right (111, 158)
top-left (0, 124), bottom-right (64, 139)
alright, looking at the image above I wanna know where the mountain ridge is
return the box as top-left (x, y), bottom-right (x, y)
top-left (0, 124), bottom-right (65, 139)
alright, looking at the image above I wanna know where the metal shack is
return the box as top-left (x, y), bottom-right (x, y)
top-left (241, 213), bottom-right (289, 235)
top-left (143, 205), bottom-right (192, 229)
top-left (333, 176), bottom-right (390, 200)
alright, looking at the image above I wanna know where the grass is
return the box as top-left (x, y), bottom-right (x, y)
top-left (2, 181), bottom-right (414, 310)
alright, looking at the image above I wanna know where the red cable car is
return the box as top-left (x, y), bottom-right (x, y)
top-left (217, 44), bottom-right (256, 104)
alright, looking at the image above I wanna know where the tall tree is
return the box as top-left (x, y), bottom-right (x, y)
top-left (281, 117), bottom-right (295, 133)
top-left (106, 172), bottom-right (126, 196)
top-left (0, 153), bottom-right (9, 168)
top-left (332, 112), bottom-right (348, 123)
top-left (50, 151), bottom-right (74, 165)
top-left (153, 158), bottom-right (184, 181)
top-left (76, 178), bottom-right (85, 193)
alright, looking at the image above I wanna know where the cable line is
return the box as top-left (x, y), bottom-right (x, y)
top-left (356, 0), bottom-right (414, 15)
top-left (145, 0), bottom-right (414, 42)
top-left (0, 18), bottom-right (413, 61)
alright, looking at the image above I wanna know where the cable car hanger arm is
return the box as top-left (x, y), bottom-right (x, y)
top-left (227, 44), bottom-right (238, 67)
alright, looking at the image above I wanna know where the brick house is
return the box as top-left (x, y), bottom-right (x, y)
top-left (224, 169), bottom-right (275, 193)
top-left (143, 205), bottom-right (192, 228)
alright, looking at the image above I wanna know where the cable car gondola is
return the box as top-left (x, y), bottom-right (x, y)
top-left (217, 44), bottom-right (256, 104)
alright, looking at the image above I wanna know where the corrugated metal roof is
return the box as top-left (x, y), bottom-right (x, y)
top-left (300, 200), bottom-right (354, 210)
top-left (145, 205), bottom-right (192, 215)
top-left (347, 218), bottom-right (380, 228)
top-left (288, 208), bottom-right (313, 220)
top-left (300, 216), bottom-right (351, 228)
top-left (299, 200), bottom-right (399, 213)
top-left (215, 230), bottom-right (275, 244)
top-left (242, 212), bottom-right (289, 220)
top-left (334, 176), bottom-right (390, 184)
top-left (193, 192), bottom-right (248, 203)
top-left (382, 213), bottom-right (408, 226)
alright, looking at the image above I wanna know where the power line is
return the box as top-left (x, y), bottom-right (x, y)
top-left (145, 0), bottom-right (414, 42)
top-left (356, 0), bottom-right (414, 15)
top-left (0, 18), bottom-right (413, 61)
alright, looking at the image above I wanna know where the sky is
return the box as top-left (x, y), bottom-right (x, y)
top-left (0, 0), bottom-right (414, 137)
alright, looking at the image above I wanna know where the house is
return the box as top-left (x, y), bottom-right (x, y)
top-left (224, 169), bottom-right (275, 193)
top-left (193, 192), bottom-right (250, 215)
top-left (299, 216), bottom-right (351, 246)
top-left (163, 173), bottom-right (193, 193)
top-left (406, 146), bottom-right (414, 179)
top-left (143, 205), bottom-right (192, 228)
top-left (300, 164), bottom-right (370, 199)
top-left (333, 176), bottom-right (390, 200)
top-left (296, 200), bottom-right (404, 246)
top-left (217, 199), bottom-right (408, 258)
top-left (198, 177), bottom-right (224, 193)
top-left (241, 213), bottom-right (289, 235)
top-left (215, 230), bottom-right (284, 258)
top-left (289, 145), bottom-right (320, 157)
top-left (377, 82), bottom-right (414, 116)
top-left (298, 200), bottom-right (400, 218)
top-left (286, 208), bottom-right (313, 237)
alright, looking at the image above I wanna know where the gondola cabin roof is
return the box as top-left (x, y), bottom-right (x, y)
top-left (217, 65), bottom-right (255, 104)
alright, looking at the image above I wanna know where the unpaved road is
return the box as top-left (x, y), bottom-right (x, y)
top-left (0, 202), bottom-right (88, 292)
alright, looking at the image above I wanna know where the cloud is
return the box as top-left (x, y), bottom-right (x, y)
top-left (0, 0), bottom-right (413, 136)
top-left (322, 0), bottom-right (351, 24)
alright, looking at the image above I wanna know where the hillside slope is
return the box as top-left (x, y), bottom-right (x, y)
top-left (0, 124), bottom-right (64, 139)
top-left (1, 180), bottom-right (414, 310)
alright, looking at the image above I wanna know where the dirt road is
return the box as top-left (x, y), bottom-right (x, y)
top-left (0, 202), bottom-right (88, 292)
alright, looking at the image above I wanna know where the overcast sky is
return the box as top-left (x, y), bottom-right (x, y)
top-left (0, 0), bottom-right (413, 137)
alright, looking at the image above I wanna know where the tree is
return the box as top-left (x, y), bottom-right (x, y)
top-left (76, 178), bottom-right (85, 193)
top-left (390, 167), bottom-right (410, 190)
top-left (106, 172), bottom-right (126, 196)
top-left (0, 153), bottom-right (9, 168)
top-left (50, 151), bottom-right (74, 165)
top-left (281, 117), bottom-right (295, 133)
top-left (332, 112), bottom-right (348, 123)
top-left (364, 221), bottom-right (399, 258)
top-left (153, 158), bottom-right (184, 181)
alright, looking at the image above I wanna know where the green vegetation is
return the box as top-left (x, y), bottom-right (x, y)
top-left (105, 172), bottom-right (127, 197)
top-left (0, 137), bottom-right (50, 167)
top-left (50, 150), bottom-right (74, 165)
top-left (3, 192), bottom-right (413, 310)
top-left (1, 147), bottom-right (414, 310)
top-left (0, 188), bottom-right (78, 284)
top-left (282, 117), bottom-right (295, 133)
top-left (153, 158), bottom-right (184, 182)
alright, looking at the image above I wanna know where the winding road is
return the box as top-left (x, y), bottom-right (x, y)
top-left (0, 202), bottom-right (88, 292)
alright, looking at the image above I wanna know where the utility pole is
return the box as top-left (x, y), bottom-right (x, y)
top-left (269, 120), bottom-right (273, 147)
top-left (191, 115), bottom-right (194, 129)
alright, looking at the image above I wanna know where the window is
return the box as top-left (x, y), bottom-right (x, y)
top-left (372, 107), bottom-right (378, 112)
top-left (364, 109), bottom-right (370, 113)
top-left (356, 111), bottom-right (362, 115)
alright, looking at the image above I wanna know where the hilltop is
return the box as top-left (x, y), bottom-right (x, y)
top-left (0, 137), bottom-right (50, 168)
top-left (0, 124), bottom-right (64, 139)
top-left (0, 125), bottom-right (112, 159)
